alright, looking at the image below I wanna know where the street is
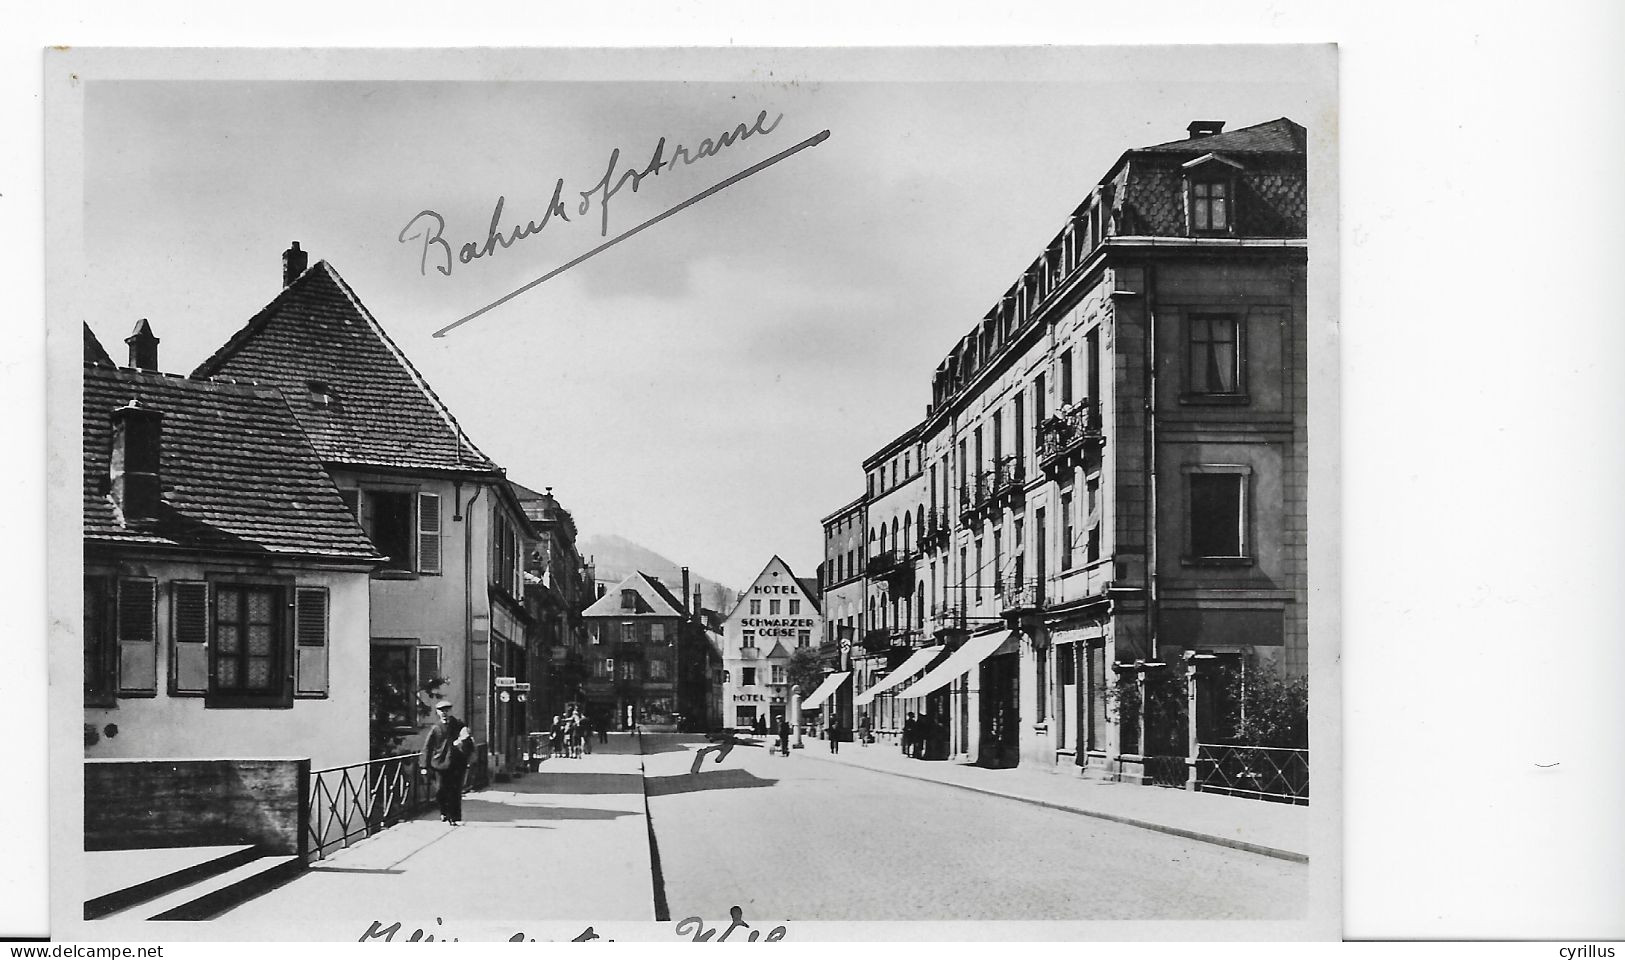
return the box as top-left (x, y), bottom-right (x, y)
top-left (642, 734), bottom-right (1306, 922)
top-left (206, 732), bottom-right (1304, 933)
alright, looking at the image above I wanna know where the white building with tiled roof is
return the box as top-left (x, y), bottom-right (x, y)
top-left (192, 245), bottom-right (539, 777)
top-left (719, 556), bottom-right (824, 730)
top-left (82, 323), bottom-right (380, 771)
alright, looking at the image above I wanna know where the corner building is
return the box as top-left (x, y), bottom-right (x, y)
top-left (841, 118), bottom-right (1309, 783)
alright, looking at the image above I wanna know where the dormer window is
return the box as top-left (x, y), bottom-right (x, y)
top-left (620, 588), bottom-right (638, 611)
top-left (1191, 181), bottom-right (1229, 231)
top-left (1182, 153), bottom-right (1244, 237)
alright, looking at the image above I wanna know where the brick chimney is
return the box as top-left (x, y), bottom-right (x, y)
top-left (681, 566), bottom-right (691, 614)
top-left (110, 399), bottom-right (163, 524)
top-left (1187, 120), bottom-right (1225, 139)
top-left (283, 241), bottom-right (309, 287)
top-left (124, 319), bottom-right (158, 371)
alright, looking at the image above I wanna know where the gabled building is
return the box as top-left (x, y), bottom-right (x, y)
top-left (192, 245), bottom-right (538, 775)
top-left (828, 118), bottom-right (1309, 783)
top-left (580, 571), bottom-right (696, 730)
top-left (82, 323), bottom-right (380, 771)
top-left (720, 557), bottom-right (824, 730)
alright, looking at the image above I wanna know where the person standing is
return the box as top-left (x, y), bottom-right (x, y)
top-left (828, 716), bottom-right (842, 755)
top-left (857, 713), bottom-right (872, 747)
top-left (902, 712), bottom-right (917, 758)
top-left (776, 717), bottom-right (790, 756)
top-left (421, 700), bottom-right (475, 824)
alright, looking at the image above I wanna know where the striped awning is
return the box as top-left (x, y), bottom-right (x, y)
top-left (854, 646), bottom-right (946, 706)
top-left (799, 671), bottom-right (851, 711)
top-left (894, 631), bottom-right (1016, 699)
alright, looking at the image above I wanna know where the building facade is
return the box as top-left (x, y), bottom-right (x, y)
top-left (192, 245), bottom-right (540, 778)
top-left (829, 118), bottom-right (1309, 784)
top-left (580, 572), bottom-right (695, 730)
top-left (82, 324), bottom-right (379, 772)
top-left (719, 557), bottom-right (823, 730)
top-left (513, 483), bottom-right (596, 735)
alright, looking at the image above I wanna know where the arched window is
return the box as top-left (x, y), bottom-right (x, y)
top-left (903, 512), bottom-right (912, 553)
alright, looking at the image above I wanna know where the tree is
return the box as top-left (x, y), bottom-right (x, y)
top-left (786, 647), bottom-right (823, 699)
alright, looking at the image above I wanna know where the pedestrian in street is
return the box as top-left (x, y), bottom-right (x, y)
top-left (598, 714), bottom-right (608, 744)
top-left (902, 713), bottom-right (917, 758)
top-left (421, 700), bottom-right (475, 825)
top-left (857, 713), bottom-right (872, 747)
top-left (776, 717), bottom-right (790, 756)
top-left (828, 716), bottom-right (842, 755)
top-left (579, 713), bottom-right (593, 755)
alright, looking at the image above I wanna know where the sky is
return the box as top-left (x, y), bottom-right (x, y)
top-left (76, 50), bottom-right (1331, 589)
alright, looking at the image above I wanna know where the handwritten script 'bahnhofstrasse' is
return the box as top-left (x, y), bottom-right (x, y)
top-left (399, 110), bottom-right (784, 278)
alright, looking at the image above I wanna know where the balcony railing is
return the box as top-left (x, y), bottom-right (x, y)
top-left (861, 627), bottom-right (893, 654)
top-left (957, 477), bottom-right (984, 525)
top-left (1000, 581), bottom-right (1045, 615)
top-left (865, 547), bottom-right (918, 581)
top-left (737, 645), bottom-right (761, 659)
top-left (1037, 402), bottom-right (1105, 476)
top-left (308, 752), bottom-right (434, 860)
top-left (930, 602), bottom-right (967, 632)
top-left (975, 456), bottom-right (1024, 517)
top-left (921, 508), bottom-right (949, 552)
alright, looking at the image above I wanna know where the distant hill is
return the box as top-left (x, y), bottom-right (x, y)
top-left (578, 533), bottom-right (738, 614)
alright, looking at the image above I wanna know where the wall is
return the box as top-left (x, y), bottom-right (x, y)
top-left (720, 558), bottom-right (822, 726)
top-left (85, 757), bottom-right (308, 854)
top-left (83, 559), bottom-right (370, 772)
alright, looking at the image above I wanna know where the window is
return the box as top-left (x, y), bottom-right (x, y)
top-left (789, 599), bottom-right (800, 615)
top-left (1013, 389), bottom-right (1025, 469)
top-left (797, 630), bottom-right (810, 647)
top-left (974, 539), bottom-right (984, 603)
top-left (1086, 477), bottom-right (1102, 563)
top-left (750, 599), bottom-right (762, 615)
top-left (1190, 180), bottom-right (1229, 232)
top-left (649, 659), bottom-right (669, 680)
top-left (1036, 645), bottom-right (1049, 723)
top-left (598, 657), bottom-right (613, 678)
top-left (358, 489), bottom-right (440, 575)
top-left (590, 625), bottom-right (602, 645)
top-left (211, 584), bottom-right (285, 706)
top-left (742, 667), bottom-right (757, 687)
top-left (742, 629), bottom-right (756, 648)
top-left (1189, 313), bottom-right (1243, 396)
top-left (621, 589), bottom-right (639, 611)
top-left (1061, 348), bottom-right (1074, 406)
top-left (619, 660), bottom-right (638, 681)
top-left (370, 644), bottom-right (415, 731)
top-left (491, 513), bottom-right (518, 594)
top-left (87, 576), bottom-right (158, 702)
top-left (993, 527), bottom-right (1004, 594)
top-left (622, 620), bottom-right (639, 643)
top-left (771, 665), bottom-right (786, 684)
top-left (1061, 491), bottom-right (1074, 571)
top-left (1188, 469), bottom-right (1249, 560)
top-left (769, 599), bottom-right (781, 615)
top-left (651, 623), bottom-right (666, 645)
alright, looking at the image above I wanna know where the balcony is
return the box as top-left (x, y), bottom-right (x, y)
top-left (738, 646), bottom-right (761, 659)
top-left (921, 508), bottom-right (950, 553)
top-left (1037, 402), bottom-right (1105, 478)
top-left (930, 602), bottom-right (967, 634)
top-left (1000, 581), bottom-right (1046, 617)
top-left (957, 477), bottom-right (985, 526)
top-left (975, 456), bottom-right (1025, 518)
top-left (865, 547), bottom-right (918, 583)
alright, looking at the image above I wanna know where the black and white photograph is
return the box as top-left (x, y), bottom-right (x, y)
top-left (42, 44), bottom-right (1342, 942)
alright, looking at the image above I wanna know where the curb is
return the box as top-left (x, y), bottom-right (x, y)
top-left (636, 730), bottom-right (672, 922)
top-left (797, 750), bottom-right (1309, 864)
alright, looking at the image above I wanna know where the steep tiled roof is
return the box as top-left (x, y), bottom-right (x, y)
top-left (84, 363), bottom-right (381, 562)
top-left (84, 324), bottom-right (115, 366)
top-left (193, 261), bottom-right (498, 474)
top-left (766, 641), bottom-right (791, 659)
top-left (1137, 117), bottom-right (1306, 155)
top-left (582, 571), bottom-right (687, 618)
top-left (796, 578), bottom-right (823, 613)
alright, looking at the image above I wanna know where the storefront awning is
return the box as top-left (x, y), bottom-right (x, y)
top-left (854, 646), bottom-right (946, 706)
top-left (799, 671), bottom-right (851, 711)
top-left (894, 631), bottom-right (1016, 699)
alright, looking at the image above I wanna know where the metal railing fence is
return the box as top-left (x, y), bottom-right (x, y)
top-left (1194, 743), bottom-right (1309, 805)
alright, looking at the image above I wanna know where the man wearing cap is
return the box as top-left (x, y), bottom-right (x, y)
top-left (421, 700), bottom-right (475, 824)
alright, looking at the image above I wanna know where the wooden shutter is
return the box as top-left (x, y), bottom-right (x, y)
top-left (170, 581), bottom-right (210, 696)
top-left (294, 586), bottom-right (329, 697)
top-left (116, 577), bottom-right (157, 696)
top-left (417, 492), bottom-right (442, 574)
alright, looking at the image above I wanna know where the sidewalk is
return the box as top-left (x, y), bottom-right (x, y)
top-left (797, 738), bottom-right (1309, 862)
top-left (206, 733), bottom-right (657, 937)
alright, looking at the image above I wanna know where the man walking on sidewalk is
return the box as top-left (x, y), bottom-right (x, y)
top-left (828, 717), bottom-right (842, 755)
top-left (421, 700), bottom-right (475, 825)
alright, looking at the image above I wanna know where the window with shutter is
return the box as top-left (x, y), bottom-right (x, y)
top-left (84, 576), bottom-right (117, 706)
top-left (294, 586), bottom-right (329, 698)
top-left (116, 577), bottom-right (157, 697)
top-left (171, 581), bottom-right (210, 696)
top-left (209, 583), bottom-right (290, 708)
top-left (417, 492), bottom-right (442, 574)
